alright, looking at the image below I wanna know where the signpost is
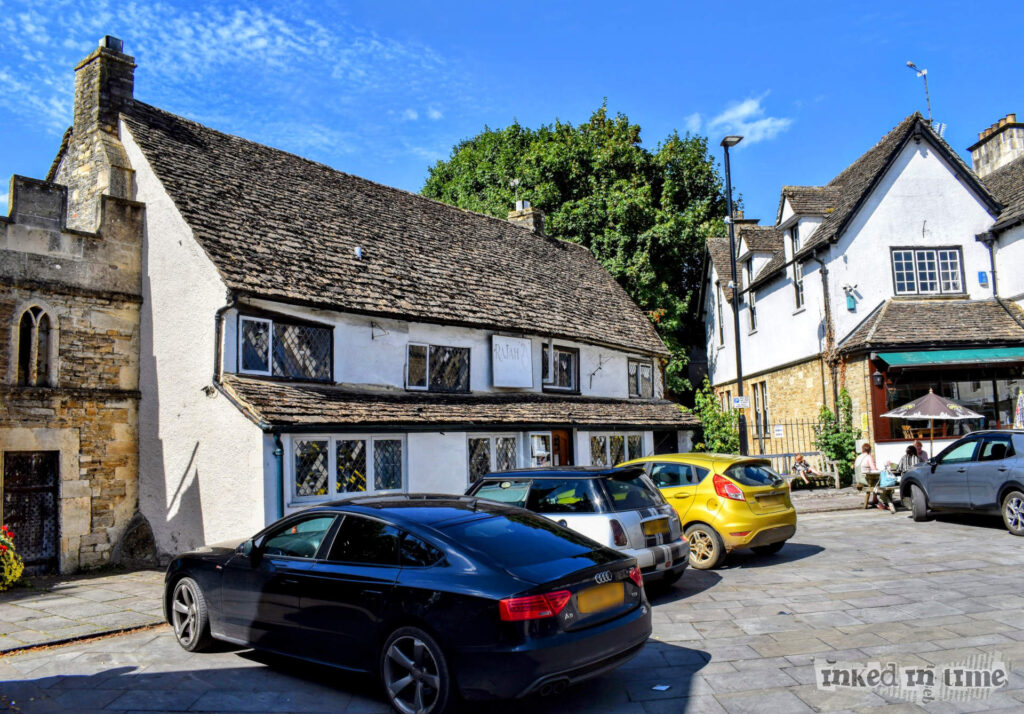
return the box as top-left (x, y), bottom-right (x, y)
top-left (731, 395), bottom-right (750, 410)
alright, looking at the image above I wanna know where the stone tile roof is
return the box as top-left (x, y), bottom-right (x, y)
top-left (222, 374), bottom-right (698, 429)
top-left (983, 153), bottom-right (1024, 231)
top-left (838, 298), bottom-right (1024, 352)
top-left (706, 235), bottom-right (735, 301)
top-left (797, 114), bottom-right (1000, 259)
top-left (738, 225), bottom-right (783, 253)
top-left (120, 102), bottom-right (667, 356)
top-left (776, 186), bottom-right (841, 222)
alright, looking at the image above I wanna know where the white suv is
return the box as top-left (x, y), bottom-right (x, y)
top-left (466, 466), bottom-right (688, 585)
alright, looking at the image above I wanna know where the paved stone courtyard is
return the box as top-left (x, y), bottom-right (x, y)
top-left (3, 509), bottom-right (1024, 713)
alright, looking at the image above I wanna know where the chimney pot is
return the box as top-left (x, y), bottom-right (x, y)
top-left (101, 35), bottom-right (124, 52)
top-left (999, 117), bottom-right (1008, 128)
top-left (1008, 113), bottom-right (1017, 123)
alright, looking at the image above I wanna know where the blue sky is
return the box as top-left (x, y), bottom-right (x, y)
top-left (2, 1), bottom-right (1023, 223)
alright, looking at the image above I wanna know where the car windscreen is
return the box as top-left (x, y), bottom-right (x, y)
top-left (599, 471), bottom-right (666, 512)
top-left (439, 512), bottom-right (599, 567)
top-left (472, 479), bottom-right (531, 506)
top-left (725, 463), bottom-right (784, 487)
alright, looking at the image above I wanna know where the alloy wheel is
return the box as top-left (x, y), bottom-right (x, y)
top-left (383, 635), bottom-right (441, 714)
top-left (689, 530), bottom-right (714, 564)
top-left (171, 580), bottom-right (198, 647)
top-left (1006, 496), bottom-right (1024, 531)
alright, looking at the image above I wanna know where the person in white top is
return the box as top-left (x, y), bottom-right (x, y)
top-left (853, 443), bottom-right (879, 505)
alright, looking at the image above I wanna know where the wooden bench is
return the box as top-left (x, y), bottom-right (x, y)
top-left (787, 456), bottom-right (841, 490)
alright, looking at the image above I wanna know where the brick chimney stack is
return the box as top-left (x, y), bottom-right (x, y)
top-left (55, 36), bottom-right (136, 232)
top-left (968, 113), bottom-right (1024, 178)
top-left (507, 200), bottom-right (545, 234)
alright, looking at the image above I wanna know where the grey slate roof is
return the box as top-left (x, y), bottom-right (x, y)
top-left (838, 298), bottom-right (1024, 352)
top-left (706, 235), bottom-right (735, 301)
top-left (223, 374), bottom-right (698, 429)
top-left (983, 154), bottom-right (1024, 231)
top-left (120, 102), bottom-right (667, 356)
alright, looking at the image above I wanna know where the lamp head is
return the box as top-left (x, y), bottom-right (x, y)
top-left (721, 135), bottom-right (743, 148)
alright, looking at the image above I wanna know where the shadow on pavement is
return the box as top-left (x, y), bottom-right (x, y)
top-left (3, 639), bottom-right (710, 713)
top-left (720, 542), bottom-right (824, 570)
top-left (646, 569), bottom-right (721, 606)
top-left (931, 512), bottom-right (1007, 532)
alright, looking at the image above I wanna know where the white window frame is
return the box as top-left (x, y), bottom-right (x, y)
top-left (891, 247), bottom-right (964, 296)
top-left (239, 316), bottom-right (273, 376)
top-left (288, 433), bottom-right (407, 506)
top-left (542, 344), bottom-right (578, 392)
top-left (528, 431), bottom-right (553, 467)
top-left (406, 342), bottom-right (430, 391)
top-left (588, 431), bottom-right (646, 466)
top-left (466, 433), bottom-right (521, 483)
top-left (628, 359), bottom-right (654, 399)
top-left (748, 290), bottom-right (757, 332)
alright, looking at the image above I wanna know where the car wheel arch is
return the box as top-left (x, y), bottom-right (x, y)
top-left (902, 479), bottom-right (925, 504)
top-left (377, 613), bottom-right (450, 661)
top-left (998, 481), bottom-right (1024, 507)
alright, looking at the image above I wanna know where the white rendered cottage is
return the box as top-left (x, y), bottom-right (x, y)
top-left (40, 38), bottom-right (695, 558)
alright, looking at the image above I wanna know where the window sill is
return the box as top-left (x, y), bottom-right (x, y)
top-left (542, 387), bottom-right (582, 396)
top-left (892, 293), bottom-right (968, 300)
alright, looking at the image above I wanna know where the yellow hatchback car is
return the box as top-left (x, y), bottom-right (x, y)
top-left (618, 453), bottom-right (797, 569)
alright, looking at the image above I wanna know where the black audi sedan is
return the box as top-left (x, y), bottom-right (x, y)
top-left (164, 494), bottom-right (651, 713)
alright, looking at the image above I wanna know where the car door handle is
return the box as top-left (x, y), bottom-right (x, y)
top-left (956, 468), bottom-right (967, 473)
top-left (998, 467), bottom-right (1009, 472)
top-left (673, 493), bottom-right (692, 500)
top-left (364, 589), bottom-right (383, 596)
top-left (281, 578), bottom-right (299, 586)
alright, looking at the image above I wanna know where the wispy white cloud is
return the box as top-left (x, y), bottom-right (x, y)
top-left (707, 93), bottom-right (792, 145)
top-left (402, 108), bottom-right (419, 121)
top-left (682, 112), bottom-right (702, 134)
top-left (427, 107), bottom-right (442, 121)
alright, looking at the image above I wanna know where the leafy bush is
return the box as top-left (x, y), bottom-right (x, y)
top-left (685, 376), bottom-right (739, 453)
top-left (814, 389), bottom-right (861, 487)
top-left (0, 524), bottom-right (25, 591)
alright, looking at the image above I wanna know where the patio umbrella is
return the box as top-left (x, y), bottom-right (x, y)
top-left (881, 388), bottom-right (984, 458)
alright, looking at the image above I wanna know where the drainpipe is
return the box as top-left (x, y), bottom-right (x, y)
top-left (274, 433), bottom-right (285, 519)
top-left (810, 252), bottom-right (839, 408)
top-left (976, 232), bottom-right (998, 297)
top-left (213, 292), bottom-right (238, 384)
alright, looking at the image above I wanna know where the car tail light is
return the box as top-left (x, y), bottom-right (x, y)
top-left (713, 474), bottom-right (746, 501)
top-left (610, 519), bottom-right (628, 546)
top-left (628, 566), bottom-right (643, 589)
top-left (499, 590), bottom-right (572, 621)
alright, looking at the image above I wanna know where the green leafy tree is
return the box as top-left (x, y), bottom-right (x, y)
top-left (422, 104), bottom-right (728, 395)
top-left (684, 377), bottom-right (739, 453)
top-left (813, 389), bottom-right (861, 486)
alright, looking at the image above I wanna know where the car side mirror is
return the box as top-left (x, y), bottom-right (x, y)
top-left (929, 459), bottom-right (937, 472)
top-left (243, 537), bottom-right (264, 567)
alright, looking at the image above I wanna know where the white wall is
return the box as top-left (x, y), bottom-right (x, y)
top-left (123, 124), bottom-right (267, 557)
top-left (829, 140), bottom-right (997, 340)
top-left (408, 431), bottom-right (470, 492)
top-left (223, 299), bottom-right (660, 399)
top-left (995, 224), bottom-right (1024, 302)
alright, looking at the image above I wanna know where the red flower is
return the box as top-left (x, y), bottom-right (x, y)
top-left (0, 545), bottom-right (6, 552)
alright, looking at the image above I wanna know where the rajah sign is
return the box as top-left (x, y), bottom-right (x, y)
top-left (491, 336), bottom-right (533, 388)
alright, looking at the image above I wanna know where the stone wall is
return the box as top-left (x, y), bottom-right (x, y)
top-left (0, 175), bottom-right (143, 572)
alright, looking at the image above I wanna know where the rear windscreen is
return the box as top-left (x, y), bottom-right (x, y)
top-left (725, 463), bottom-right (783, 487)
top-left (440, 513), bottom-right (597, 567)
top-left (600, 473), bottom-right (666, 512)
top-left (472, 480), bottom-right (531, 506)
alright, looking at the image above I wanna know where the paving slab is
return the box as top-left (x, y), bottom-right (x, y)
top-left (0, 569), bottom-right (164, 653)
top-left (1, 510), bottom-right (1021, 712)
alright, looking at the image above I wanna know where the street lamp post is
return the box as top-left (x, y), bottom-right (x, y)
top-left (721, 135), bottom-right (748, 455)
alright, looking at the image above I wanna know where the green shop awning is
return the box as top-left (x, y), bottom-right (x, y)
top-left (875, 347), bottom-right (1024, 368)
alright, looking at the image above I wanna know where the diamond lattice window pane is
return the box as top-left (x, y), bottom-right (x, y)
top-left (374, 440), bottom-right (403, 490)
top-left (274, 323), bottom-right (331, 380)
top-left (555, 350), bottom-right (574, 389)
top-left (628, 361), bottom-right (639, 397)
top-left (639, 365), bottom-right (653, 398)
top-left (429, 346), bottom-right (470, 392)
top-left (408, 345), bottom-right (427, 388)
top-left (336, 440), bottom-right (367, 493)
top-left (241, 318), bottom-right (270, 372)
top-left (590, 436), bottom-right (608, 466)
top-left (628, 435), bottom-right (643, 461)
top-left (496, 437), bottom-right (518, 471)
top-left (468, 438), bottom-right (491, 482)
top-left (295, 439), bottom-right (329, 497)
top-left (609, 436), bottom-right (625, 466)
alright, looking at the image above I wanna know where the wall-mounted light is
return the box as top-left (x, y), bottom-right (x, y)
top-left (872, 369), bottom-right (884, 388)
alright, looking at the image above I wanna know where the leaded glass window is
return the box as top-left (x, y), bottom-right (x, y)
top-left (407, 344), bottom-right (428, 389)
top-left (273, 323), bottom-right (331, 380)
top-left (429, 346), bottom-right (470, 392)
top-left (468, 438), bottom-right (491, 482)
top-left (295, 439), bottom-right (329, 497)
top-left (374, 439), bottom-right (403, 490)
top-left (609, 435), bottom-right (625, 466)
top-left (542, 345), bottom-right (578, 391)
top-left (496, 437), bottom-right (518, 471)
top-left (627, 435), bottom-right (644, 460)
top-left (590, 436), bottom-right (608, 466)
top-left (336, 440), bottom-right (367, 493)
top-left (628, 360), bottom-right (653, 399)
top-left (240, 316), bottom-right (271, 374)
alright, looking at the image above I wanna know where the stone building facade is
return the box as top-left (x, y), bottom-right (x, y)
top-left (0, 47), bottom-right (145, 572)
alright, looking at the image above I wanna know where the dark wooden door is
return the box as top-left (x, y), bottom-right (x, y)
top-left (2, 451), bottom-right (60, 573)
top-left (551, 429), bottom-right (573, 466)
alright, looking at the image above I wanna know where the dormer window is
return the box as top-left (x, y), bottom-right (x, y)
top-left (239, 314), bottom-right (332, 381)
top-left (406, 343), bottom-right (471, 392)
top-left (628, 359), bottom-right (653, 398)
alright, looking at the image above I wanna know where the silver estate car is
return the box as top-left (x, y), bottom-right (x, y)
top-left (900, 430), bottom-right (1024, 535)
top-left (467, 466), bottom-right (688, 585)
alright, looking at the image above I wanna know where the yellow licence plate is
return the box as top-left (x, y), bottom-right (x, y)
top-left (757, 494), bottom-right (785, 507)
top-left (577, 582), bottom-right (624, 614)
top-left (642, 518), bottom-right (670, 536)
